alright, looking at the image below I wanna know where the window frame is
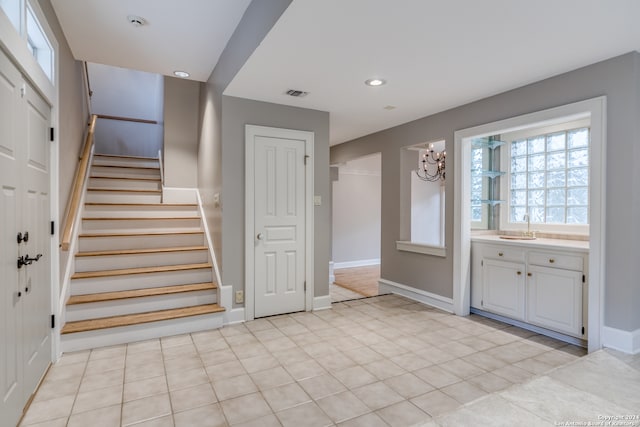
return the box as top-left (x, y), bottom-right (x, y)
top-left (499, 118), bottom-right (590, 236)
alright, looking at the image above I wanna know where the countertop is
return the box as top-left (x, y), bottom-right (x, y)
top-left (471, 234), bottom-right (589, 252)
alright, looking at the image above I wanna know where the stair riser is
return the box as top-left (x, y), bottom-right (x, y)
top-left (91, 166), bottom-right (160, 179)
top-left (78, 234), bottom-right (205, 251)
top-left (93, 158), bottom-right (159, 168)
top-left (85, 192), bottom-right (162, 204)
top-left (71, 269), bottom-right (212, 295)
top-left (66, 291), bottom-right (217, 322)
top-left (84, 205), bottom-right (199, 218)
top-left (81, 218), bottom-right (201, 232)
top-left (75, 250), bottom-right (209, 272)
top-left (61, 312), bottom-right (224, 353)
top-left (88, 177), bottom-right (161, 191)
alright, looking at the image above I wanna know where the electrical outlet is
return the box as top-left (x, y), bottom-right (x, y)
top-left (235, 290), bottom-right (244, 304)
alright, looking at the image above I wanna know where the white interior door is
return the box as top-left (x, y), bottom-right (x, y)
top-left (0, 45), bottom-right (26, 427)
top-left (248, 126), bottom-right (312, 318)
top-left (0, 48), bottom-right (51, 426)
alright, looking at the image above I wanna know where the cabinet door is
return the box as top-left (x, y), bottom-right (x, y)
top-left (527, 265), bottom-right (583, 337)
top-left (482, 259), bottom-right (526, 320)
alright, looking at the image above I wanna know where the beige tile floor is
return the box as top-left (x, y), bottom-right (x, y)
top-left (19, 295), bottom-right (640, 427)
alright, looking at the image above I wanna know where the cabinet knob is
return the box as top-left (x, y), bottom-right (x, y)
top-left (498, 252), bottom-right (504, 257)
top-left (527, 272), bottom-right (532, 277)
top-left (549, 259), bottom-right (555, 263)
top-left (517, 271), bottom-right (522, 275)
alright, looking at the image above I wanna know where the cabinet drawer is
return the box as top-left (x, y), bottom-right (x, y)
top-left (482, 245), bottom-right (525, 262)
top-left (528, 251), bottom-right (583, 271)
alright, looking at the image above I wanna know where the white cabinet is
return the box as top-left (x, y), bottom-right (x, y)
top-left (471, 239), bottom-right (587, 339)
top-left (483, 259), bottom-right (526, 320)
top-left (527, 265), bottom-right (583, 336)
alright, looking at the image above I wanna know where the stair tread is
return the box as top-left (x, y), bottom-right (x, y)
top-left (77, 246), bottom-right (208, 257)
top-left (82, 216), bottom-right (198, 221)
top-left (79, 231), bottom-right (204, 238)
top-left (85, 202), bottom-right (197, 207)
top-left (90, 176), bottom-right (161, 182)
top-left (67, 282), bottom-right (216, 305)
top-left (72, 263), bottom-right (212, 279)
top-left (61, 304), bottom-right (224, 334)
top-left (94, 153), bottom-right (159, 161)
top-left (87, 188), bottom-right (162, 193)
top-left (91, 164), bottom-right (160, 170)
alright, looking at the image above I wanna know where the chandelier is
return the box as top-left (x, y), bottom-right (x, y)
top-left (416, 143), bottom-right (446, 181)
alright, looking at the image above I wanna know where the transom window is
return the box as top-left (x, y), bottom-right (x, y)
top-left (505, 126), bottom-right (590, 230)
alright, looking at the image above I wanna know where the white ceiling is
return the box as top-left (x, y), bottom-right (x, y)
top-left (225, 0), bottom-right (640, 145)
top-left (50, 0), bottom-right (251, 82)
top-left (50, 0), bottom-right (640, 145)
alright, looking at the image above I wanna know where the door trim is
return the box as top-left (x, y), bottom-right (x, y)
top-left (245, 125), bottom-right (314, 321)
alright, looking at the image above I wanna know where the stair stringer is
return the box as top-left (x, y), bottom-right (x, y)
top-left (55, 145), bottom-right (95, 360)
top-left (195, 190), bottom-right (236, 324)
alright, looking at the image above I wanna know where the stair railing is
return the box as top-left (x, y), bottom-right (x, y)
top-left (61, 114), bottom-right (97, 251)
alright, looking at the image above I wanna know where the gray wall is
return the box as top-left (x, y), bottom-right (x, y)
top-left (164, 77), bottom-right (200, 188)
top-left (196, 0), bottom-right (293, 298)
top-left (37, 0), bottom-right (87, 284)
top-left (222, 96), bottom-right (330, 304)
top-left (332, 155), bottom-right (381, 265)
top-left (89, 63), bottom-right (164, 157)
top-left (331, 52), bottom-right (640, 333)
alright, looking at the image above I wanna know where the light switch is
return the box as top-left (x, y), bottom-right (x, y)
top-left (314, 195), bottom-right (322, 206)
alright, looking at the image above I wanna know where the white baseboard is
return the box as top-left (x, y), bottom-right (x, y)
top-left (225, 308), bottom-right (246, 325)
top-left (313, 295), bottom-right (332, 311)
top-left (378, 278), bottom-right (453, 313)
top-left (333, 259), bottom-right (380, 269)
top-left (329, 261), bottom-right (335, 284)
top-left (162, 187), bottom-right (197, 204)
top-left (602, 326), bottom-right (640, 355)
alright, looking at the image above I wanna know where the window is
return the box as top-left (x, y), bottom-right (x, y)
top-left (0, 0), bottom-right (21, 33)
top-left (470, 144), bottom-right (491, 228)
top-left (502, 126), bottom-right (590, 233)
top-left (26, 1), bottom-right (53, 80)
top-left (0, 0), bottom-right (54, 81)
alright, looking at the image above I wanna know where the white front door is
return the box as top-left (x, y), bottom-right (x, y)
top-left (0, 44), bottom-right (26, 427)
top-left (21, 76), bottom-right (52, 397)
top-left (0, 48), bottom-right (51, 426)
top-left (247, 126), bottom-right (313, 318)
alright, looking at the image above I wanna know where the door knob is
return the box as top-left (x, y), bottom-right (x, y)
top-left (257, 233), bottom-right (264, 240)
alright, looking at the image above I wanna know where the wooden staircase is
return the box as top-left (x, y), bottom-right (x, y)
top-left (61, 154), bottom-right (224, 352)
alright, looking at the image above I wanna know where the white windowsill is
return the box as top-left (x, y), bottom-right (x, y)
top-left (396, 241), bottom-right (446, 257)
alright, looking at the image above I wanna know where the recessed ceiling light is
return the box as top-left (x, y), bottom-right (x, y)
top-left (384, 105), bottom-right (396, 110)
top-left (365, 78), bottom-right (386, 87)
top-left (127, 15), bottom-right (146, 27)
top-left (173, 71), bottom-right (190, 78)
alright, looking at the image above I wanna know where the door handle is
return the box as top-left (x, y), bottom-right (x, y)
top-left (17, 253), bottom-right (42, 268)
top-left (256, 233), bottom-right (264, 240)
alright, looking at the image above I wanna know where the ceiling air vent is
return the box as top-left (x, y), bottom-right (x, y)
top-left (285, 89), bottom-right (309, 97)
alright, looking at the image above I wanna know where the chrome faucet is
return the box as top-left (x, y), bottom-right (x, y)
top-left (522, 213), bottom-right (535, 238)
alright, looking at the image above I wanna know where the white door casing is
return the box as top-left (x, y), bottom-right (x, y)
top-left (0, 48), bottom-right (52, 426)
top-left (245, 125), bottom-right (314, 320)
